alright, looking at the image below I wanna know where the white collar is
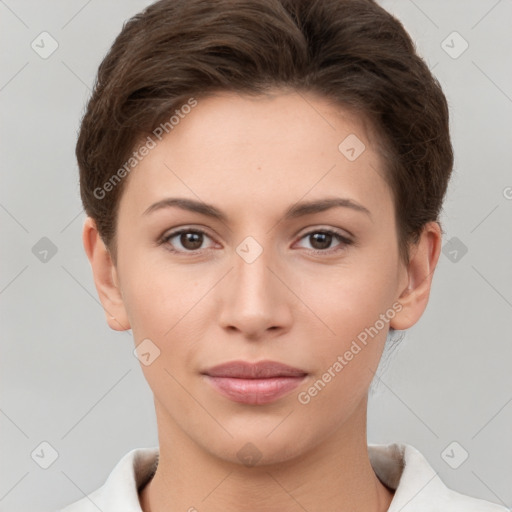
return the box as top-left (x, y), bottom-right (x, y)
top-left (60, 443), bottom-right (507, 511)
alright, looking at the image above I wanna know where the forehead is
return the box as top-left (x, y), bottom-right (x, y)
top-left (118, 90), bottom-right (392, 222)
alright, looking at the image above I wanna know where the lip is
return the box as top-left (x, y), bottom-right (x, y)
top-left (201, 360), bottom-right (308, 405)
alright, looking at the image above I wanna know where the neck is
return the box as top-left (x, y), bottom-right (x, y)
top-left (139, 397), bottom-right (394, 512)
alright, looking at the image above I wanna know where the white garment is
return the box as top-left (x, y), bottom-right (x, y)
top-left (59, 443), bottom-right (508, 511)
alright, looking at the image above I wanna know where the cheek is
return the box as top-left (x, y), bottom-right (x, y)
top-left (306, 260), bottom-right (398, 338)
top-left (296, 277), bottom-right (393, 417)
top-left (122, 267), bottom-right (203, 398)
top-left (118, 251), bottom-right (202, 339)
top-left (298, 256), bottom-right (398, 385)
top-left (119, 259), bottom-right (223, 397)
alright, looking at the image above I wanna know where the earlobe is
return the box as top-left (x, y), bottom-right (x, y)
top-left (82, 217), bottom-right (131, 331)
top-left (390, 222), bottom-right (442, 331)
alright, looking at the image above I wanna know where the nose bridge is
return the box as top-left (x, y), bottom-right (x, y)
top-left (234, 234), bottom-right (279, 306)
top-left (218, 233), bottom-right (290, 336)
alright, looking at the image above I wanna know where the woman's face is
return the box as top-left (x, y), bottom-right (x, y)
top-left (110, 90), bottom-right (410, 464)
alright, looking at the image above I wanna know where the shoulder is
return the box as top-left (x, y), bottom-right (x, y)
top-left (368, 443), bottom-right (508, 512)
top-left (57, 447), bottom-right (159, 512)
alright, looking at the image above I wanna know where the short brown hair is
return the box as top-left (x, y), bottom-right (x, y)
top-left (76, 0), bottom-right (453, 264)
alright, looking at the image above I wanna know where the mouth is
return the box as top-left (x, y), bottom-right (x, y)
top-left (201, 360), bottom-right (308, 405)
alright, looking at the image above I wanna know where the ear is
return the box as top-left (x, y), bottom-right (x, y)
top-left (390, 222), bottom-right (442, 330)
top-left (82, 217), bottom-right (130, 331)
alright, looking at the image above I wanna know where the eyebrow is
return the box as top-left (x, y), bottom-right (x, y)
top-left (143, 196), bottom-right (372, 222)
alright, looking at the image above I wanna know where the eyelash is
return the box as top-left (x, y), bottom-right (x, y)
top-left (159, 227), bottom-right (353, 255)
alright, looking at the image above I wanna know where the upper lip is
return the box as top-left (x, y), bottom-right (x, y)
top-left (202, 360), bottom-right (308, 379)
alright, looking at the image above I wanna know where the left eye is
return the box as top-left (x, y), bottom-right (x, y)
top-left (296, 229), bottom-right (352, 252)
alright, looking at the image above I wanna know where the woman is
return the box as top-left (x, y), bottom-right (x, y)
top-left (60, 0), bottom-right (508, 510)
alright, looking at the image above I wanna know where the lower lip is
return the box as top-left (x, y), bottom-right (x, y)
top-left (204, 375), bottom-right (307, 405)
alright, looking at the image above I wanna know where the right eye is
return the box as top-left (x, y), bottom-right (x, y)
top-left (160, 228), bottom-right (217, 253)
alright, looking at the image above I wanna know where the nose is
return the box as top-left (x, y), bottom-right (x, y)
top-left (217, 240), bottom-right (293, 340)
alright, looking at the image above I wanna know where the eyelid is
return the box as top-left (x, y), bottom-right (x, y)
top-left (296, 225), bottom-right (353, 240)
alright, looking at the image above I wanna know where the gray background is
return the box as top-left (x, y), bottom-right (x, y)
top-left (1, 0), bottom-right (511, 510)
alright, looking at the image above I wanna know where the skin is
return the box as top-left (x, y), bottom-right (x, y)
top-left (83, 90), bottom-right (441, 512)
